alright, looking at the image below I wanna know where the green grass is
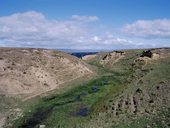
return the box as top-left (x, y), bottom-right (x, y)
top-left (12, 50), bottom-right (170, 128)
top-left (13, 50), bottom-right (138, 128)
top-left (13, 74), bottom-right (129, 127)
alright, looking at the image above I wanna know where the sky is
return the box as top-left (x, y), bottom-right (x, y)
top-left (0, 0), bottom-right (170, 50)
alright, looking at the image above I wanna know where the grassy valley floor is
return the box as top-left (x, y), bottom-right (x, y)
top-left (5, 49), bottom-right (170, 128)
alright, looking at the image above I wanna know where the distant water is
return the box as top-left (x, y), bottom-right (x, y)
top-left (71, 52), bottom-right (97, 58)
top-left (76, 107), bottom-right (89, 117)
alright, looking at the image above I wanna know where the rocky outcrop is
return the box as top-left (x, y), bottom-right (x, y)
top-left (140, 50), bottom-right (153, 58)
top-left (100, 51), bottom-right (125, 65)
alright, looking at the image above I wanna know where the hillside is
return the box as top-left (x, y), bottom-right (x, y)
top-left (0, 48), bottom-right (93, 99)
top-left (1, 48), bottom-right (170, 128)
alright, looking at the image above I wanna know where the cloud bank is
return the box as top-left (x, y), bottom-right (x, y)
top-left (0, 11), bottom-right (169, 50)
top-left (122, 19), bottom-right (170, 38)
top-left (0, 11), bottom-right (86, 45)
top-left (0, 11), bottom-right (135, 49)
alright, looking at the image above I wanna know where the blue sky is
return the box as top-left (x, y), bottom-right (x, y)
top-left (0, 0), bottom-right (170, 50)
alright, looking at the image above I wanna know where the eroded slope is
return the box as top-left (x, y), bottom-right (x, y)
top-left (4, 48), bottom-right (170, 128)
top-left (0, 48), bottom-right (93, 99)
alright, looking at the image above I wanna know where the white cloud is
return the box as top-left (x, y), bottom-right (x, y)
top-left (0, 11), bottom-right (136, 49)
top-left (91, 35), bottom-right (133, 45)
top-left (1, 11), bottom-right (167, 50)
top-left (71, 15), bottom-right (99, 22)
top-left (75, 35), bottom-right (134, 49)
top-left (92, 36), bottom-right (101, 42)
top-left (0, 11), bottom-right (89, 48)
top-left (122, 19), bottom-right (170, 38)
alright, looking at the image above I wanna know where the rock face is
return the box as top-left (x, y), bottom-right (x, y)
top-left (100, 51), bottom-right (125, 65)
top-left (140, 50), bottom-right (153, 58)
top-left (0, 48), bottom-right (93, 99)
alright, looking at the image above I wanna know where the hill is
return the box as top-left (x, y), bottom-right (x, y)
top-left (1, 48), bottom-right (170, 128)
top-left (0, 48), bottom-right (93, 99)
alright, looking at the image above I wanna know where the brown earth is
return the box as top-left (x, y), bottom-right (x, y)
top-left (0, 48), bottom-right (93, 100)
top-left (100, 51), bottom-right (125, 65)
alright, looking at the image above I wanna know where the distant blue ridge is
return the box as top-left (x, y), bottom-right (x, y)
top-left (71, 52), bottom-right (97, 58)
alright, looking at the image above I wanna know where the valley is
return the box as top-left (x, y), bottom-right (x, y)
top-left (0, 48), bottom-right (170, 128)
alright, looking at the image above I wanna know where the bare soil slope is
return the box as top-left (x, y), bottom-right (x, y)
top-left (0, 48), bottom-right (93, 99)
